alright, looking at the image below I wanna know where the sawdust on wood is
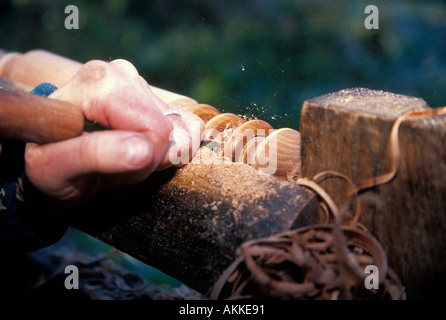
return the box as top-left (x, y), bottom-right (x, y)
top-left (167, 135), bottom-right (296, 223)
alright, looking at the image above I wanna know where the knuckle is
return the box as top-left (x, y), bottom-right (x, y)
top-left (109, 59), bottom-right (139, 76)
top-left (76, 60), bottom-right (110, 84)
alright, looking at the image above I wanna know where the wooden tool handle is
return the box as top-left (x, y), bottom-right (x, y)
top-left (0, 87), bottom-right (84, 144)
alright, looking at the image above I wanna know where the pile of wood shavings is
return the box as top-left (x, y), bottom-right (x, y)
top-left (210, 225), bottom-right (405, 300)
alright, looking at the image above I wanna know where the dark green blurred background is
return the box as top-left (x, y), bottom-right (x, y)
top-left (1, 0), bottom-right (445, 296)
top-left (2, 0), bottom-right (445, 130)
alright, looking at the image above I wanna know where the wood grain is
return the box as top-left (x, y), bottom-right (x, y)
top-left (300, 88), bottom-right (446, 299)
top-left (253, 128), bottom-right (301, 179)
top-left (224, 119), bottom-right (274, 162)
top-left (0, 87), bottom-right (84, 144)
top-left (185, 104), bottom-right (220, 123)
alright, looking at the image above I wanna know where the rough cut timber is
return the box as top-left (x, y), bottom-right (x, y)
top-left (300, 88), bottom-right (446, 299)
top-left (71, 146), bottom-right (318, 295)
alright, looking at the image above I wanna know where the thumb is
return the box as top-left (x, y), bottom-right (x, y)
top-left (25, 131), bottom-right (162, 201)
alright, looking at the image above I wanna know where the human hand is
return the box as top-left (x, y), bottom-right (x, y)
top-left (24, 59), bottom-right (204, 207)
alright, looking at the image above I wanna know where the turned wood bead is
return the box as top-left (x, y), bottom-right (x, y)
top-left (186, 104), bottom-right (220, 123)
top-left (243, 135), bottom-right (266, 164)
top-left (204, 113), bottom-right (244, 140)
top-left (224, 119), bottom-right (273, 162)
top-left (253, 128), bottom-right (301, 179)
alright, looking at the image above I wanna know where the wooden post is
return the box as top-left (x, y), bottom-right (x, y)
top-left (70, 147), bottom-right (318, 295)
top-left (300, 88), bottom-right (446, 299)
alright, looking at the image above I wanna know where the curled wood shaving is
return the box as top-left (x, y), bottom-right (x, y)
top-left (352, 106), bottom-right (446, 195)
